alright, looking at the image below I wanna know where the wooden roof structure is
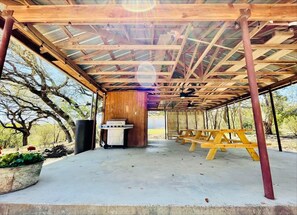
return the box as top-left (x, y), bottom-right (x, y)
top-left (0, 0), bottom-right (297, 110)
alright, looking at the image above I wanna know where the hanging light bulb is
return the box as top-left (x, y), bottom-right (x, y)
top-left (121, 0), bottom-right (156, 13)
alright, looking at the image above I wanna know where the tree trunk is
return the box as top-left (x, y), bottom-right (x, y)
top-left (48, 114), bottom-right (73, 143)
top-left (263, 121), bottom-right (273, 135)
top-left (22, 132), bottom-right (30, 146)
top-left (59, 123), bottom-right (72, 143)
top-left (28, 88), bottom-right (77, 133)
top-left (263, 94), bottom-right (273, 135)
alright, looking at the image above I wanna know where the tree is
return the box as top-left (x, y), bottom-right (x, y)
top-left (0, 94), bottom-right (47, 146)
top-left (0, 42), bottom-right (93, 144)
top-left (0, 85), bottom-right (73, 143)
top-left (0, 125), bottom-right (22, 149)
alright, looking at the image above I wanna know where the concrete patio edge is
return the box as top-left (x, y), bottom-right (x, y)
top-left (0, 203), bottom-right (296, 215)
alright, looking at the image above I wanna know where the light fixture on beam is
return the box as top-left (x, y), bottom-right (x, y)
top-left (187, 102), bottom-right (195, 109)
top-left (180, 92), bottom-right (186, 99)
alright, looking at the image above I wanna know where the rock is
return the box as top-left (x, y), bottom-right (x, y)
top-left (42, 144), bottom-right (70, 158)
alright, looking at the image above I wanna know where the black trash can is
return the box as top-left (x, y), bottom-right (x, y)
top-left (75, 120), bottom-right (94, 154)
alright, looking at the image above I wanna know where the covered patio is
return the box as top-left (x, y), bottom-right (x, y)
top-left (0, 140), bottom-right (296, 214)
top-left (0, 0), bottom-right (297, 213)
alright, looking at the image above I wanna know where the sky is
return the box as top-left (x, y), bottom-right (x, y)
top-left (277, 84), bottom-right (297, 104)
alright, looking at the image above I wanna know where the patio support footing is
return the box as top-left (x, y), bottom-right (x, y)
top-left (0, 14), bottom-right (14, 78)
top-left (239, 10), bottom-right (275, 200)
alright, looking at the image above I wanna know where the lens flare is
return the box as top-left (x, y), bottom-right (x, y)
top-left (136, 62), bottom-right (156, 87)
top-left (121, 0), bottom-right (156, 13)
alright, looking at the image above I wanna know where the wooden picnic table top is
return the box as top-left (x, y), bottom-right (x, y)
top-left (194, 129), bottom-right (252, 133)
top-left (182, 128), bottom-right (259, 161)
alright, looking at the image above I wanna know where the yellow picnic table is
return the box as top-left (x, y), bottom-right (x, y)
top-left (183, 129), bottom-right (260, 161)
top-left (176, 129), bottom-right (195, 143)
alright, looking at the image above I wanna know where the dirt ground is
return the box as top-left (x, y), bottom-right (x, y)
top-left (246, 134), bottom-right (297, 152)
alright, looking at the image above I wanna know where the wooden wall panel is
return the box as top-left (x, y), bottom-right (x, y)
top-left (104, 91), bottom-right (147, 147)
top-left (178, 112), bottom-right (187, 130)
top-left (196, 111), bottom-right (205, 129)
top-left (187, 111), bottom-right (197, 129)
top-left (166, 111), bottom-right (178, 139)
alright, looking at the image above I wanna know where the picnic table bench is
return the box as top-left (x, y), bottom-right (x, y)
top-left (183, 129), bottom-right (260, 161)
top-left (176, 129), bottom-right (195, 143)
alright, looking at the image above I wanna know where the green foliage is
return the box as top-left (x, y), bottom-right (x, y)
top-left (243, 122), bottom-right (253, 129)
top-left (283, 116), bottom-right (297, 136)
top-left (0, 126), bottom-right (22, 148)
top-left (0, 152), bottom-right (44, 168)
top-left (29, 124), bottom-right (67, 147)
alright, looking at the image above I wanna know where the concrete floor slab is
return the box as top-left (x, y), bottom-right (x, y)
top-left (0, 140), bottom-right (296, 214)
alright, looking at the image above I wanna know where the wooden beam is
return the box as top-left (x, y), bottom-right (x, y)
top-left (168, 24), bottom-right (192, 79)
top-left (88, 71), bottom-right (171, 76)
top-left (249, 44), bottom-right (297, 50)
top-left (211, 70), bottom-right (296, 76)
top-left (59, 44), bottom-right (181, 51)
top-left (3, 4), bottom-right (297, 23)
top-left (224, 60), bottom-right (297, 65)
top-left (150, 90), bottom-right (244, 94)
top-left (185, 22), bottom-right (227, 81)
top-left (203, 21), bottom-right (268, 80)
top-left (148, 95), bottom-right (235, 100)
top-left (75, 61), bottom-right (176, 65)
top-left (97, 78), bottom-right (272, 83)
top-left (103, 85), bottom-right (250, 89)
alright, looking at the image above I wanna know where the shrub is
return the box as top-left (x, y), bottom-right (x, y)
top-left (0, 152), bottom-right (44, 168)
top-left (283, 116), bottom-right (297, 136)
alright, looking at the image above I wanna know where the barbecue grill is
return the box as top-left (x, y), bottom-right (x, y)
top-left (100, 119), bottom-right (133, 148)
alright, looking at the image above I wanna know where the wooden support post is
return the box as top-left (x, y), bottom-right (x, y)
top-left (90, 93), bottom-right (94, 119)
top-left (99, 93), bottom-right (106, 146)
top-left (0, 15), bottom-right (14, 78)
top-left (202, 111), bottom-right (206, 129)
top-left (226, 104), bottom-right (232, 140)
top-left (164, 110), bottom-right (167, 140)
top-left (91, 92), bottom-right (99, 150)
top-left (239, 10), bottom-right (275, 200)
top-left (177, 111), bottom-right (180, 133)
top-left (206, 110), bottom-right (209, 129)
top-left (186, 111), bottom-right (189, 129)
top-left (195, 111), bottom-right (198, 129)
top-left (269, 90), bottom-right (282, 152)
top-left (239, 101), bottom-right (243, 129)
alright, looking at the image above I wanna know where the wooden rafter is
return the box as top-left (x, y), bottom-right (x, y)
top-left (3, 4), bottom-right (297, 23)
top-left (59, 44), bottom-right (181, 51)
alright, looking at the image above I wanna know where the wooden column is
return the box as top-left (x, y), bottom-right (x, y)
top-left (238, 101), bottom-right (243, 129)
top-left (90, 93), bottom-right (95, 119)
top-left (194, 111), bottom-right (198, 129)
top-left (99, 94), bottom-right (106, 146)
top-left (185, 111), bottom-right (189, 129)
top-left (205, 110), bottom-right (209, 129)
top-left (176, 111), bottom-right (179, 133)
top-left (104, 91), bottom-right (147, 147)
top-left (202, 111), bottom-right (206, 129)
top-left (239, 10), bottom-right (274, 200)
top-left (91, 92), bottom-right (99, 150)
top-left (164, 110), bottom-right (167, 139)
top-left (269, 90), bottom-right (282, 152)
top-left (226, 104), bottom-right (232, 139)
top-left (0, 15), bottom-right (14, 78)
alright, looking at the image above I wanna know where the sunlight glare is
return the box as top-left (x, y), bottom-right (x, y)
top-left (136, 62), bottom-right (156, 87)
top-left (121, 0), bottom-right (156, 13)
